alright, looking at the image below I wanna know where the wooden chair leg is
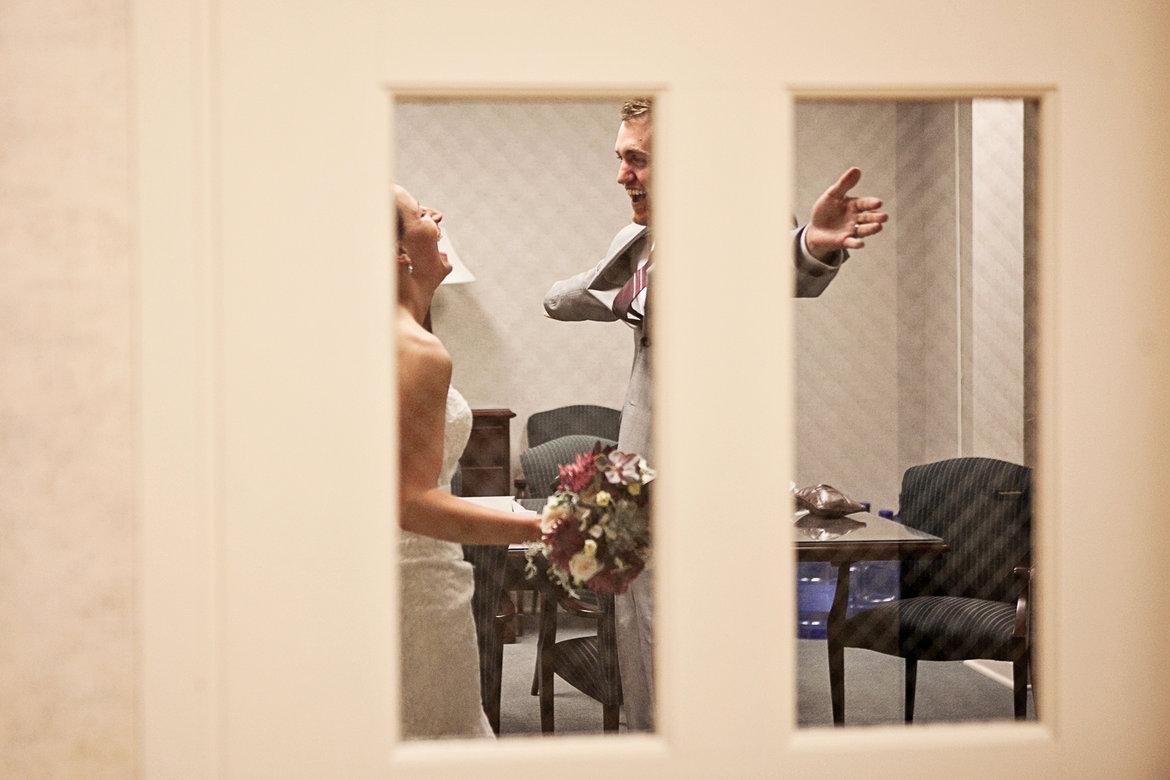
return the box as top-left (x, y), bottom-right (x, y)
top-left (538, 592), bottom-right (556, 734)
top-left (827, 563), bottom-right (852, 726)
top-left (828, 640), bottom-right (845, 726)
top-left (1029, 649), bottom-right (1038, 720)
top-left (1013, 653), bottom-right (1029, 720)
top-left (531, 587), bottom-right (550, 696)
top-left (904, 657), bottom-right (918, 724)
top-left (539, 664), bottom-right (554, 733)
top-left (603, 704), bottom-right (620, 733)
top-left (485, 638), bottom-right (503, 735)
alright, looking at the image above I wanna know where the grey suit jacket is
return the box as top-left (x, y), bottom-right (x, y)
top-left (543, 224), bottom-right (843, 463)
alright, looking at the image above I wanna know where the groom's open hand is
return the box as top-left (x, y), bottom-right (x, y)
top-left (804, 167), bottom-right (888, 261)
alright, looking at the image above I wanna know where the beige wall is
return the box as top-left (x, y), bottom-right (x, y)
top-left (0, 1), bottom-right (136, 777)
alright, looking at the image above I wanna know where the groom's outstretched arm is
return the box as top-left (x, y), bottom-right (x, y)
top-left (794, 166), bottom-right (889, 298)
top-left (544, 261), bottom-right (621, 322)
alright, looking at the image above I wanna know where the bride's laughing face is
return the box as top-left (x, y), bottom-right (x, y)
top-left (395, 185), bottom-right (451, 284)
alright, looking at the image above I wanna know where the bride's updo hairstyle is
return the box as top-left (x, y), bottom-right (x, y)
top-left (395, 200), bottom-right (405, 253)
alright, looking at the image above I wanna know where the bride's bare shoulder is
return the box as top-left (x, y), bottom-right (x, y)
top-left (397, 310), bottom-right (451, 379)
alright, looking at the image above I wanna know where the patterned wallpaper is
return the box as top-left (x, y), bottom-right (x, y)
top-left (796, 99), bottom-right (1029, 513)
top-left (795, 101), bottom-right (902, 514)
top-left (971, 99), bottom-right (1026, 462)
top-left (396, 99), bottom-right (1030, 512)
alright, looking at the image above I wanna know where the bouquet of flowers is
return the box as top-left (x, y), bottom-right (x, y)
top-left (526, 443), bottom-right (655, 596)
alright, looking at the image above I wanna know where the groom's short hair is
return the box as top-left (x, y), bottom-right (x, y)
top-left (621, 98), bottom-right (652, 122)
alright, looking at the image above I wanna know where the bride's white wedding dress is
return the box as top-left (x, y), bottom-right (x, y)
top-left (399, 386), bottom-right (493, 739)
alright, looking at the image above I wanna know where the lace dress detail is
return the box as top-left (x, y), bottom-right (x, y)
top-left (399, 386), bottom-right (493, 739)
top-left (438, 384), bottom-right (473, 492)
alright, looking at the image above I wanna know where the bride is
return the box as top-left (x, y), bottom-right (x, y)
top-left (395, 184), bottom-right (541, 739)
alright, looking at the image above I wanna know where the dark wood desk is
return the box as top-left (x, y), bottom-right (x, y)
top-left (459, 409), bottom-right (516, 496)
top-left (794, 512), bottom-right (948, 725)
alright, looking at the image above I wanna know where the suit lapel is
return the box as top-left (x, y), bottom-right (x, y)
top-left (589, 224), bottom-right (650, 292)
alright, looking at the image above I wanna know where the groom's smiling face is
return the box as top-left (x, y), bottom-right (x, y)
top-left (615, 115), bottom-right (652, 226)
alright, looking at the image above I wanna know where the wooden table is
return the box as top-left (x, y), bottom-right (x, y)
top-left (479, 502), bottom-right (946, 727)
top-left (793, 512), bottom-right (948, 725)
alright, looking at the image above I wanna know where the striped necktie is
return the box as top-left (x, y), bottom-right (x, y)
top-left (612, 264), bottom-right (649, 324)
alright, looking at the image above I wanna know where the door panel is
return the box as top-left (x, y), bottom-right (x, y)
top-left (137, 0), bottom-right (1170, 776)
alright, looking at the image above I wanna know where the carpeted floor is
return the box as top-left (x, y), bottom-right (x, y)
top-left (495, 614), bottom-right (1034, 736)
top-left (796, 639), bottom-right (1035, 727)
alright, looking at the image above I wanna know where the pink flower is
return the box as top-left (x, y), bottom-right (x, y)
top-left (558, 451), bottom-right (598, 493)
top-left (602, 450), bottom-right (645, 487)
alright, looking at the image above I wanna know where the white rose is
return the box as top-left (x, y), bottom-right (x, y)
top-left (569, 542), bottom-right (600, 583)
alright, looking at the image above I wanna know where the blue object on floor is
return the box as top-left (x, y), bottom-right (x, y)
top-left (847, 560), bottom-right (900, 616)
top-left (796, 508), bottom-right (901, 636)
top-left (796, 562), bottom-right (837, 639)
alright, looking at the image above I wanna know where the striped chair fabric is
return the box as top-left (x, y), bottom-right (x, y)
top-left (519, 434), bottom-right (618, 500)
top-left (836, 457), bottom-right (1034, 722)
top-left (526, 404), bottom-right (621, 449)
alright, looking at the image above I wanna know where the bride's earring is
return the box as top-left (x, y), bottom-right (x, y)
top-left (397, 247), bottom-right (413, 275)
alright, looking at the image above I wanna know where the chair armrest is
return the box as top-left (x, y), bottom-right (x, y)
top-left (558, 592), bottom-right (603, 619)
top-left (1013, 565), bottom-right (1033, 640)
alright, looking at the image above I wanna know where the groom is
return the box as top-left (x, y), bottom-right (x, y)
top-left (543, 97), bottom-right (887, 732)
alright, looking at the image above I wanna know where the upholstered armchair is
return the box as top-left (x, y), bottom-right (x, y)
top-left (515, 406), bottom-right (620, 496)
top-left (831, 457), bottom-right (1034, 723)
top-left (526, 404), bottom-right (621, 448)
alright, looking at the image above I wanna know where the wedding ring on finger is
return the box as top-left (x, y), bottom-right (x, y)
top-left (852, 223), bottom-right (860, 239)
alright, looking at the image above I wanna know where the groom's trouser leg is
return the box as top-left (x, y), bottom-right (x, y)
top-left (616, 570), bottom-right (655, 731)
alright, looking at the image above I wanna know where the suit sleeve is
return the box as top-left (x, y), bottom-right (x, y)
top-left (546, 224), bottom-right (838, 312)
top-left (792, 226), bottom-right (846, 298)
top-left (543, 258), bottom-right (621, 322)
top-left (544, 224), bottom-right (648, 322)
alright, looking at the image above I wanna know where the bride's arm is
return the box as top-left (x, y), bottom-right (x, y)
top-left (401, 490), bottom-right (541, 545)
top-left (397, 324), bottom-right (541, 545)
